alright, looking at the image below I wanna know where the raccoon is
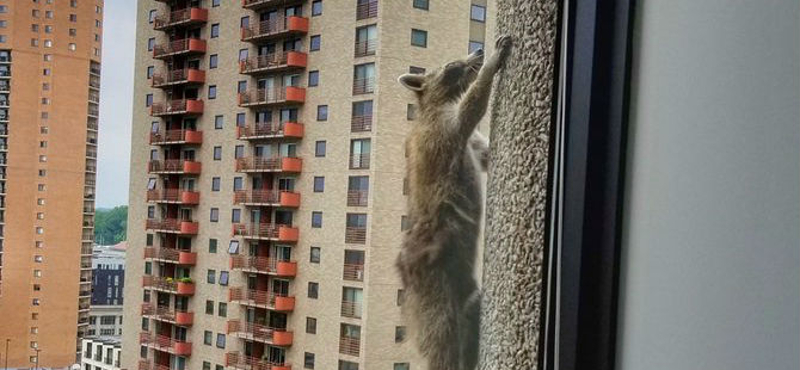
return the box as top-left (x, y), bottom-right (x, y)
top-left (395, 35), bottom-right (513, 370)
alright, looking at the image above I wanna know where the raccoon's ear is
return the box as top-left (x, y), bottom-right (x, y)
top-left (398, 73), bottom-right (425, 92)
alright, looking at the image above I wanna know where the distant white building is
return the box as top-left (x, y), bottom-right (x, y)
top-left (88, 243), bottom-right (125, 338)
top-left (80, 338), bottom-right (121, 370)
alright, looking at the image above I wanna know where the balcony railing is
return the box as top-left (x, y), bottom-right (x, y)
top-left (148, 159), bottom-right (202, 175)
top-left (233, 189), bottom-right (300, 207)
top-left (235, 156), bottom-right (302, 173)
top-left (225, 352), bottom-right (291, 370)
top-left (356, 1), bottom-right (378, 20)
top-left (241, 16), bottom-right (309, 42)
top-left (152, 68), bottom-right (206, 88)
top-left (339, 337), bottom-right (361, 356)
top-left (238, 86), bottom-right (306, 107)
top-left (153, 38), bottom-right (207, 58)
top-left (353, 77), bottom-right (375, 94)
top-left (240, 51), bottom-right (307, 74)
top-left (146, 188), bottom-right (201, 205)
top-left (349, 153), bottom-right (371, 169)
top-left (141, 303), bottom-right (194, 326)
top-left (237, 121), bottom-right (304, 140)
top-left (232, 223), bottom-right (299, 242)
top-left (153, 7), bottom-right (208, 31)
top-left (341, 301), bottom-right (363, 319)
top-left (354, 39), bottom-right (377, 57)
top-left (230, 255), bottom-right (297, 277)
top-left (142, 276), bottom-right (196, 295)
top-left (351, 115), bottom-right (372, 132)
top-left (150, 99), bottom-right (204, 116)
top-left (343, 264), bottom-right (365, 282)
top-left (242, 0), bottom-right (304, 10)
top-left (139, 332), bottom-right (192, 356)
top-left (347, 190), bottom-right (368, 207)
top-left (227, 320), bottom-right (293, 346)
top-left (149, 129), bottom-right (203, 145)
top-left (228, 287), bottom-right (296, 311)
top-left (145, 218), bottom-right (199, 235)
top-left (345, 227), bottom-right (367, 244)
top-left (144, 246), bottom-right (198, 265)
top-left (138, 361), bottom-right (171, 370)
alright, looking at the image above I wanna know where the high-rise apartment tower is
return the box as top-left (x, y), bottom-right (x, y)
top-left (123, 1), bottom-right (492, 369)
top-left (0, 0), bottom-right (103, 368)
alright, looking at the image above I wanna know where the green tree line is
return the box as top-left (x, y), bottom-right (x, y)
top-left (94, 206), bottom-right (127, 245)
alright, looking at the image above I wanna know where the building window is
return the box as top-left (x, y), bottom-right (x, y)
top-left (315, 141), bottom-right (326, 157)
top-left (413, 0), bottom-right (429, 10)
top-left (310, 247), bottom-right (321, 263)
top-left (207, 269), bottom-right (216, 284)
top-left (317, 105), bottom-right (328, 121)
top-left (310, 35), bottom-right (321, 51)
top-left (311, 211), bottom-right (323, 228)
top-left (147, 37), bottom-right (155, 51)
top-left (312, 1), bottom-right (323, 16)
top-left (397, 289), bottom-right (405, 306)
top-left (209, 238), bottom-right (218, 253)
top-left (313, 177), bottom-right (325, 192)
top-left (339, 361), bottom-right (359, 370)
top-left (231, 209), bottom-right (241, 223)
top-left (216, 334), bottom-right (225, 349)
top-left (210, 24), bottom-right (220, 38)
top-left (203, 362), bottom-right (211, 370)
top-left (234, 145), bottom-right (244, 159)
top-left (233, 177), bottom-right (243, 191)
top-left (212, 0), bottom-right (220, 6)
top-left (236, 113), bottom-right (246, 127)
top-left (237, 80), bottom-right (247, 94)
top-left (304, 352), bottom-right (315, 369)
top-left (308, 282), bottom-right (319, 299)
top-left (213, 115), bottom-right (223, 129)
top-left (213, 146), bottom-right (222, 160)
top-left (203, 331), bottom-right (212, 345)
top-left (308, 70), bottom-right (319, 86)
top-left (146, 234), bottom-right (154, 246)
top-left (218, 302), bottom-right (227, 317)
top-left (148, 10), bottom-right (156, 23)
top-left (208, 85), bottom-right (217, 99)
top-left (395, 326), bottom-right (407, 342)
top-left (469, 41), bottom-right (484, 54)
top-left (145, 94), bottom-right (153, 107)
top-left (209, 54), bottom-right (218, 69)
top-left (394, 364), bottom-right (410, 370)
top-left (471, 4), bottom-right (486, 22)
top-left (212, 177), bottom-right (221, 191)
top-left (411, 29), bottom-right (428, 47)
top-left (306, 317), bottom-right (317, 334)
top-left (146, 66), bottom-right (154, 79)
top-left (238, 48), bottom-right (249, 61)
top-left (210, 208), bottom-right (219, 222)
top-left (205, 300), bottom-right (214, 315)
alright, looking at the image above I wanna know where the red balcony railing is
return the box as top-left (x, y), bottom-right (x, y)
top-left (233, 190), bottom-right (300, 207)
top-left (343, 264), bottom-right (365, 282)
top-left (145, 218), bottom-right (199, 235)
top-left (146, 189), bottom-right (201, 205)
top-left (227, 320), bottom-right (293, 346)
top-left (142, 276), bottom-right (196, 295)
top-left (144, 246), bottom-right (198, 265)
top-left (150, 129), bottom-right (203, 145)
top-left (354, 39), bottom-right (377, 57)
top-left (139, 332), bottom-right (192, 356)
top-left (153, 38), bottom-right (207, 58)
top-left (353, 77), bottom-right (375, 94)
top-left (347, 190), bottom-right (368, 207)
top-left (148, 159), bottom-right (202, 175)
top-left (150, 99), bottom-right (204, 116)
top-left (241, 16), bottom-right (309, 42)
top-left (351, 115), bottom-right (372, 132)
top-left (228, 287), bottom-right (296, 311)
top-left (235, 156), bottom-right (302, 173)
top-left (153, 7), bottom-right (208, 31)
top-left (238, 86), bottom-right (306, 107)
top-left (356, 1), bottom-right (378, 20)
top-left (345, 227), bottom-right (367, 244)
top-left (230, 255), bottom-right (297, 277)
top-left (232, 223), bottom-right (299, 242)
top-left (237, 122), bottom-right (304, 140)
top-left (339, 337), bottom-right (361, 356)
top-left (141, 303), bottom-right (194, 326)
top-left (225, 352), bottom-right (292, 370)
top-left (152, 68), bottom-right (206, 88)
top-left (240, 51), bottom-right (307, 74)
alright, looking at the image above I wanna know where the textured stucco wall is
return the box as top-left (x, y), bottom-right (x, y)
top-left (478, 0), bottom-right (558, 369)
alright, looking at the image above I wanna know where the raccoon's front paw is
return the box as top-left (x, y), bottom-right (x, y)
top-left (495, 35), bottom-right (514, 65)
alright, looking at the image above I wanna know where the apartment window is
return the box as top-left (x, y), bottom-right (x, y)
top-left (228, 240), bottom-right (240, 254)
top-left (203, 331), bottom-right (212, 345)
top-left (210, 24), bottom-right (220, 38)
top-left (146, 234), bottom-right (154, 246)
top-left (203, 363), bottom-right (211, 370)
top-left (395, 326), bottom-right (407, 342)
top-left (147, 38), bottom-right (155, 51)
top-left (233, 177), bottom-right (243, 191)
top-left (394, 364), bottom-right (410, 370)
top-left (310, 35), bottom-right (321, 51)
top-left (313, 177), bottom-right (324, 192)
top-left (213, 146), bottom-right (222, 160)
top-left (215, 115), bottom-right (223, 129)
top-left (469, 41), bottom-right (484, 54)
top-left (148, 10), bottom-right (156, 23)
top-left (144, 262), bottom-right (152, 275)
top-left (231, 209), bottom-right (241, 223)
top-left (32, 299), bottom-right (40, 306)
top-left (145, 94), bottom-right (153, 107)
top-left (304, 353), bottom-right (315, 369)
top-left (146, 66), bottom-right (154, 79)
top-left (411, 29), bottom-right (428, 47)
top-left (212, 0), bottom-right (220, 6)
top-left (0, 6), bottom-right (6, 13)
top-left (407, 104), bottom-right (417, 120)
top-left (70, 28), bottom-right (77, 37)
top-left (208, 85), bottom-right (217, 99)
top-left (147, 206), bottom-right (155, 218)
top-left (311, 211), bottom-right (323, 228)
top-left (471, 4), bottom-right (487, 22)
top-left (308, 282), bottom-right (319, 298)
top-left (238, 48), bottom-right (248, 62)
top-left (234, 145), bottom-right (244, 159)
top-left (312, 1), bottom-right (323, 16)
top-left (216, 334), bottom-right (225, 349)
top-left (205, 300), bottom-right (214, 315)
top-left (240, 16), bottom-right (250, 29)
top-left (236, 113), bottom-right (246, 127)
top-left (306, 317), bottom-right (317, 334)
top-left (308, 71), bottom-right (319, 86)
top-left (317, 105), bottom-right (328, 121)
top-left (339, 361), bottom-right (359, 370)
top-left (397, 289), bottom-right (405, 306)
top-left (211, 177), bottom-right (221, 191)
top-left (310, 247), bottom-right (321, 263)
top-left (210, 208), bottom-right (219, 223)
top-left (315, 141), bottom-right (326, 157)
top-left (218, 302), bottom-right (227, 317)
top-left (237, 80), bottom-right (247, 94)
top-left (209, 54), bottom-right (218, 69)
top-left (70, 14), bottom-right (78, 22)
top-left (413, 0), bottom-right (429, 10)
top-left (209, 238), bottom-right (218, 253)
top-left (207, 269), bottom-right (216, 284)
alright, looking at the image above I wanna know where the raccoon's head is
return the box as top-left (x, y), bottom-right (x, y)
top-left (398, 48), bottom-right (484, 107)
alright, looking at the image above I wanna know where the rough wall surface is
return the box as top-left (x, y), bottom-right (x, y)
top-left (479, 0), bottom-right (558, 369)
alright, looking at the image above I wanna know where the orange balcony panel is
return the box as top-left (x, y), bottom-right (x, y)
top-left (283, 122), bottom-right (304, 138)
top-left (279, 191), bottom-right (301, 207)
top-left (273, 366), bottom-right (292, 370)
top-left (285, 86), bottom-right (306, 103)
top-left (178, 251), bottom-right (198, 265)
top-left (242, 0), bottom-right (304, 10)
top-left (186, 69), bottom-right (206, 84)
top-left (281, 157), bottom-right (302, 173)
top-left (175, 311), bottom-right (194, 326)
top-left (179, 221), bottom-right (199, 235)
top-left (173, 341), bottom-right (192, 356)
top-left (272, 331), bottom-right (294, 346)
top-left (176, 282), bottom-right (195, 295)
top-left (186, 100), bottom-right (204, 114)
top-left (277, 225), bottom-right (299, 242)
top-left (286, 51), bottom-right (308, 68)
top-left (286, 16), bottom-right (309, 33)
top-left (274, 296), bottom-right (295, 312)
top-left (275, 261), bottom-right (297, 277)
top-left (181, 191), bottom-right (201, 204)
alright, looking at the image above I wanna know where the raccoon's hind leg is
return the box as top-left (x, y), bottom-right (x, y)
top-left (460, 291), bottom-right (481, 370)
top-left (419, 300), bottom-right (462, 370)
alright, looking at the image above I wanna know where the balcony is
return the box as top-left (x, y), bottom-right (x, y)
top-left (230, 255), bottom-right (297, 277)
top-left (147, 189), bottom-right (201, 205)
top-left (150, 129), bottom-right (203, 145)
top-left (226, 352), bottom-right (292, 370)
top-left (341, 301), bottom-right (363, 319)
top-left (153, 7), bottom-right (208, 31)
top-left (240, 51), bottom-right (307, 75)
top-left (237, 122), bottom-right (304, 141)
top-left (152, 68), bottom-right (206, 88)
top-left (349, 154), bottom-right (371, 169)
top-left (142, 276), bottom-right (196, 295)
top-left (148, 159), bottom-right (202, 175)
top-left (150, 99), bottom-right (204, 116)
top-left (351, 115), bottom-right (372, 132)
top-left (228, 287), bottom-right (295, 311)
top-left (145, 218), bottom-right (199, 235)
top-left (242, 0), bottom-right (304, 10)
top-left (345, 227), bottom-right (367, 244)
top-left (347, 190), bottom-right (368, 207)
top-left (153, 38), bottom-right (207, 59)
top-left (356, 1), bottom-right (378, 20)
top-left (141, 303), bottom-right (194, 326)
top-left (343, 264), bottom-right (365, 282)
top-left (353, 77), bottom-right (375, 95)
top-left (139, 332), bottom-right (192, 356)
top-left (241, 16), bottom-right (309, 43)
top-left (339, 337), bottom-right (361, 357)
top-left (233, 190), bottom-right (300, 208)
top-left (238, 86), bottom-right (306, 108)
top-left (354, 39), bottom-right (377, 57)
top-left (227, 320), bottom-right (293, 346)
top-left (232, 223), bottom-right (299, 242)
top-left (235, 156), bottom-right (302, 173)
top-left (144, 246), bottom-right (198, 265)
top-left (138, 361), bottom-right (171, 370)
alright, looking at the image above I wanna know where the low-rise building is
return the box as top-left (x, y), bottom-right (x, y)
top-left (80, 338), bottom-right (121, 370)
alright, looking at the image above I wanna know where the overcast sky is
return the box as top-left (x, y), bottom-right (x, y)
top-left (96, 0), bottom-right (136, 208)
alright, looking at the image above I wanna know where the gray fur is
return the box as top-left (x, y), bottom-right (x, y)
top-left (396, 36), bottom-right (513, 370)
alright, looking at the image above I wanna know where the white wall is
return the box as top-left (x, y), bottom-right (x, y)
top-left (618, 1), bottom-right (800, 369)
